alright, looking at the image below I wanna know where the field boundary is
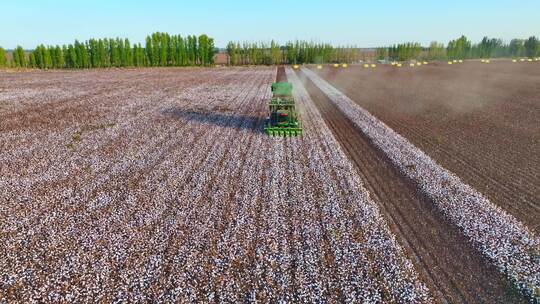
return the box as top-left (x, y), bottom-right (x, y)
top-left (301, 67), bottom-right (540, 302)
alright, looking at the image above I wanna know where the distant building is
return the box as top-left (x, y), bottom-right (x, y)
top-left (213, 53), bottom-right (229, 65)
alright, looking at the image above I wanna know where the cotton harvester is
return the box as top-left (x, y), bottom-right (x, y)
top-left (264, 82), bottom-right (303, 137)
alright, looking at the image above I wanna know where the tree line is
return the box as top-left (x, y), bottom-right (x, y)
top-left (0, 32), bottom-right (216, 69)
top-left (377, 42), bottom-right (422, 61)
top-left (1, 34), bottom-right (539, 68)
top-left (225, 40), bottom-right (359, 65)
top-left (377, 35), bottom-right (540, 61)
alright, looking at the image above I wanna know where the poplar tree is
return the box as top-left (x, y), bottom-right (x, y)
top-left (270, 40), bottom-right (281, 65)
top-left (110, 39), bottom-right (120, 67)
top-left (447, 35), bottom-right (471, 59)
top-left (428, 42), bottom-right (446, 60)
top-left (140, 43), bottom-right (147, 66)
top-left (475, 37), bottom-right (503, 58)
top-left (226, 42), bottom-right (237, 65)
top-left (33, 45), bottom-right (43, 68)
top-left (49, 46), bottom-right (58, 68)
top-left (151, 33), bottom-right (160, 66)
top-left (43, 46), bottom-right (53, 68)
top-left (67, 44), bottom-right (77, 68)
top-left (376, 47), bottom-right (388, 60)
top-left (187, 35), bottom-right (197, 65)
top-left (145, 36), bottom-right (153, 66)
top-left (139, 43), bottom-right (146, 66)
top-left (54, 46), bottom-right (64, 68)
top-left (88, 39), bottom-right (99, 68)
top-left (83, 42), bottom-right (90, 68)
top-left (99, 39), bottom-right (109, 67)
top-left (183, 35), bottom-right (190, 65)
top-left (177, 35), bottom-right (185, 66)
top-left (124, 39), bottom-right (133, 67)
top-left (74, 40), bottom-right (84, 68)
top-left (0, 47), bottom-right (6, 67)
top-left (13, 50), bottom-right (20, 67)
top-left (509, 40), bottom-right (521, 58)
top-left (208, 37), bottom-right (216, 65)
top-left (28, 53), bottom-right (36, 68)
top-left (198, 34), bottom-right (209, 66)
top-left (160, 33), bottom-right (168, 66)
top-left (49, 46), bottom-right (57, 68)
top-left (133, 43), bottom-right (142, 67)
top-left (15, 32), bottom-right (217, 69)
top-left (62, 45), bottom-right (69, 68)
top-left (13, 46), bottom-right (26, 67)
top-left (285, 42), bottom-right (297, 64)
top-left (170, 35), bottom-right (178, 66)
top-left (167, 34), bottom-right (175, 65)
top-left (117, 38), bottom-right (125, 67)
top-left (524, 36), bottom-right (539, 58)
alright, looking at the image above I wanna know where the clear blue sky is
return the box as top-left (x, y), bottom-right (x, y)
top-left (1, 0), bottom-right (539, 49)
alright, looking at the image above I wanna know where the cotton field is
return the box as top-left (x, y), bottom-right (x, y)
top-left (1, 65), bottom-right (538, 303)
top-left (1, 68), bottom-right (429, 303)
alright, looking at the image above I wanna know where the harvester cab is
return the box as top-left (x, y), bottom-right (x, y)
top-left (264, 82), bottom-right (303, 137)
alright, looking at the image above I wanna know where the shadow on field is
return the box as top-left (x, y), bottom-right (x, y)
top-left (162, 107), bottom-right (266, 134)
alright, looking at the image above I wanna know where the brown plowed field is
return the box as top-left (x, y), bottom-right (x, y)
top-left (311, 62), bottom-right (540, 233)
top-left (295, 68), bottom-right (527, 303)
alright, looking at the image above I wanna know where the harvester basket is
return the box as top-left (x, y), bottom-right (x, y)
top-left (265, 82), bottom-right (303, 137)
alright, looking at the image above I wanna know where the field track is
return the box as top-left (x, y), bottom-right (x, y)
top-left (294, 67), bottom-right (527, 304)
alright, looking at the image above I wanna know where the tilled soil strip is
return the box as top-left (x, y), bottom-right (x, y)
top-left (300, 67), bottom-right (540, 303)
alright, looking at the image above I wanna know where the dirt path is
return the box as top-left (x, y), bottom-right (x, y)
top-left (295, 68), bottom-right (528, 304)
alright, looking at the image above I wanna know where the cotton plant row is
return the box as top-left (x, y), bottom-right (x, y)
top-left (301, 67), bottom-right (540, 302)
top-left (2, 66), bottom-right (430, 302)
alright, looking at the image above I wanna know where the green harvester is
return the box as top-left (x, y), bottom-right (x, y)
top-left (264, 82), bottom-right (303, 137)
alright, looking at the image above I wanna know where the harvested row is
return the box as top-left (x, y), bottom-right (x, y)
top-left (1, 67), bottom-right (428, 302)
top-left (301, 67), bottom-right (540, 302)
